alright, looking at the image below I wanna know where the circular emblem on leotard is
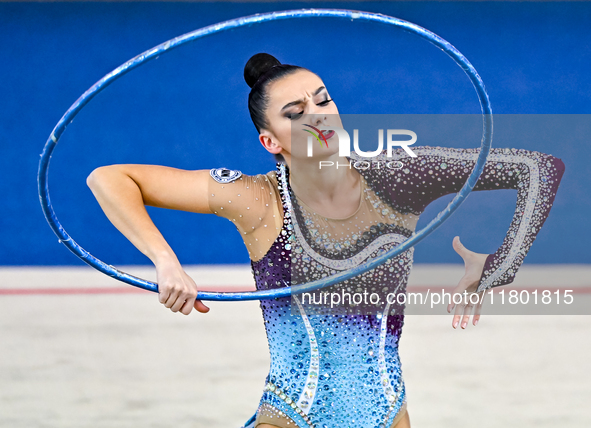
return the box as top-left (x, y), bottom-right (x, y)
top-left (209, 167), bottom-right (242, 184)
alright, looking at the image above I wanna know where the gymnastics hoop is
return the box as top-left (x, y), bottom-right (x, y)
top-left (38, 8), bottom-right (493, 301)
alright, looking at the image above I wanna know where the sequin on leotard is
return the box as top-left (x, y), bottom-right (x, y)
top-left (207, 146), bottom-right (565, 428)
top-left (247, 162), bottom-right (409, 428)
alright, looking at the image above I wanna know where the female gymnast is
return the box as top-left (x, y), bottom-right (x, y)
top-left (86, 53), bottom-right (565, 428)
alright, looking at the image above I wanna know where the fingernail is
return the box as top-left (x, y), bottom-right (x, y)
top-left (475, 319), bottom-right (479, 326)
top-left (453, 320), bottom-right (458, 328)
top-left (461, 321), bottom-right (467, 329)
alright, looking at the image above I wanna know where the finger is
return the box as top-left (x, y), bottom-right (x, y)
top-left (164, 287), bottom-right (181, 309)
top-left (461, 292), bottom-right (479, 328)
top-left (179, 297), bottom-right (194, 315)
top-left (447, 286), bottom-right (455, 313)
top-left (447, 294), bottom-right (457, 314)
top-left (194, 299), bottom-right (210, 313)
top-left (452, 291), bottom-right (466, 329)
top-left (452, 313), bottom-right (462, 329)
top-left (158, 287), bottom-right (170, 304)
top-left (452, 236), bottom-right (468, 259)
top-left (179, 273), bottom-right (201, 314)
top-left (170, 292), bottom-right (189, 313)
top-left (461, 308), bottom-right (472, 329)
top-left (473, 291), bottom-right (484, 326)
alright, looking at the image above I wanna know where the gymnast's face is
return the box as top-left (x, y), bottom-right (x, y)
top-left (258, 69), bottom-right (342, 165)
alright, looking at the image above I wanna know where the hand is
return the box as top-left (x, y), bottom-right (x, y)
top-left (447, 236), bottom-right (488, 329)
top-left (156, 261), bottom-right (210, 315)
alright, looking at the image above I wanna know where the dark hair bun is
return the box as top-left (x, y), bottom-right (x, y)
top-left (244, 53), bottom-right (281, 88)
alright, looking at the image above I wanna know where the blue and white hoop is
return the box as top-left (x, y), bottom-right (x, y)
top-left (38, 9), bottom-right (493, 301)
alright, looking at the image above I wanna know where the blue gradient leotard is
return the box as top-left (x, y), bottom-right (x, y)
top-left (207, 146), bottom-right (565, 428)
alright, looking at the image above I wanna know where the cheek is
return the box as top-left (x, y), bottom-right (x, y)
top-left (275, 122), bottom-right (293, 146)
top-left (274, 119), bottom-right (301, 146)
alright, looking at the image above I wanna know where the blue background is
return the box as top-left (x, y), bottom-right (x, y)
top-left (1, 1), bottom-right (589, 266)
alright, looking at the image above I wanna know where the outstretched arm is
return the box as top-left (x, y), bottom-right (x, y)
top-left (471, 149), bottom-right (566, 292)
top-left (367, 146), bottom-right (565, 328)
top-left (415, 147), bottom-right (565, 292)
top-left (87, 165), bottom-right (213, 260)
top-left (373, 146), bottom-right (566, 292)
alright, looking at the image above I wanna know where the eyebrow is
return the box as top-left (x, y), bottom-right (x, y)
top-left (280, 86), bottom-right (326, 111)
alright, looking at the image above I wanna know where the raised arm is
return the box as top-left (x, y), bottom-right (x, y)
top-left (87, 165), bottom-right (212, 262)
top-left (86, 164), bottom-right (267, 314)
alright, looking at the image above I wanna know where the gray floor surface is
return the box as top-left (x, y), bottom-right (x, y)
top-left (0, 265), bottom-right (589, 428)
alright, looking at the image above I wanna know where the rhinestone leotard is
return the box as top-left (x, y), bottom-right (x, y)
top-left (250, 163), bottom-right (413, 428)
top-left (208, 146), bottom-right (565, 428)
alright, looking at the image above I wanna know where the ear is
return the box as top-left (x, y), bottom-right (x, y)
top-left (259, 131), bottom-right (283, 156)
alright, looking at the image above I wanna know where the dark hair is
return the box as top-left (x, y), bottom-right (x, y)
top-left (244, 53), bottom-right (307, 163)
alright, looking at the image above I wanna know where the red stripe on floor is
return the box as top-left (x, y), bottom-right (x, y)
top-left (0, 287), bottom-right (150, 295)
top-left (0, 286), bottom-right (589, 295)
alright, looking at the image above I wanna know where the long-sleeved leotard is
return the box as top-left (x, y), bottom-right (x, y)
top-left (361, 146), bottom-right (566, 292)
top-left (207, 146), bottom-right (565, 428)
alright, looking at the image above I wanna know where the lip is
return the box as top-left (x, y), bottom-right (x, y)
top-left (321, 130), bottom-right (335, 140)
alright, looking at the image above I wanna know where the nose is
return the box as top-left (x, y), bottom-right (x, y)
top-left (309, 109), bottom-right (327, 127)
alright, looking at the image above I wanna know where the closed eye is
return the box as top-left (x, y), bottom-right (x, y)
top-left (286, 99), bottom-right (334, 121)
top-left (287, 111), bottom-right (304, 120)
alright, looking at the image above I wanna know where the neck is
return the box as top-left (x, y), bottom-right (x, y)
top-left (284, 152), bottom-right (360, 207)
